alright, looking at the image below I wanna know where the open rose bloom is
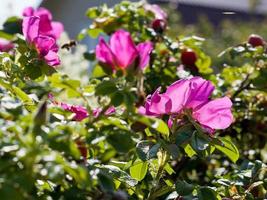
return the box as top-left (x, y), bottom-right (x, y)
top-left (139, 77), bottom-right (234, 134)
top-left (22, 7), bottom-right (64, 67)
top-left (96, 29), bottom-right (153, 71)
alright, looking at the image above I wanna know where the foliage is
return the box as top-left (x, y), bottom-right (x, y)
top-left (0, 1), bottom-right (266, 200)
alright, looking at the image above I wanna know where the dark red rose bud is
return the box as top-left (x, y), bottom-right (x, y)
top-left (152, 19), bottom-right (166, 33)
top-left (76, 140), bottom-right (87, 160)
top-left (181, 49), bottom-right (198, 66)
top-left (248, 34), bottom-right (265, 47)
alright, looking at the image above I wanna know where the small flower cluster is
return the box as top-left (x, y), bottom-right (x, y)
top-left (22, 7), bottom-right (64, 67)
top-left (139, 77), bottom-right (233, 133)
top-left (49, 94), bottom-right (115, 121)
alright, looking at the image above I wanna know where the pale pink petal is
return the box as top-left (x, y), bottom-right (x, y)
top-left (193, 97), bottom-right (234, 130)
top-left (22, 16), bottom-right (40, 42)
top-left (0, 38), bottom-right (14, 52)
top-left (136, 41), bottom-right (153, 70)
top-left (44, 50), bottom-right (60, 66)
top-left (144, 4), bottom-right (167, 21)
top-left (50, 22), bottom-right (64, 39)
top-left (109, 29), bottom-right (138, 69)
top-left (138, 106), bottom-right (147, 115)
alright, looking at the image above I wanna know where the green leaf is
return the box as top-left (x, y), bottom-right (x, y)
top-left (111, 91), bottom-right (124, 106)
top-left (95, 80), bottom-right (117, 96)
top-left (12, 87), bottom-right (35, 111)
top-left (173, 124), bottom-right (193, 145)
top-left (136, 141), bottom-right (160, 161)
top-left (191, 132), bottom-right (210, 152)
top-left (184, 144), bottom-right (197, 157)
top-left (87, 28), bottom-right (102, 38)
top-left (130, 160), bottom-right (148, 181)
top-left (97, 172), bottom-right (115, 192)
top-left (214, 137), bottom-right (239, 163)
top-left (100, 165), bottom-right (138, 187)
top-left (100, 117), bottom-right (130, 131)
top-left (86, 7), bottom-right (100, 18)
top-left (91, 65), bottom-right (107, 78)
top-left (175, 180), bottom-right (194, 196)
top-left (107, 131), bottom-right (134, 153)
top-left (197, 187), bottom-right (220, 200)
top-left (134, 115), bottom-right (169, 138)
top-left (48, 74), bottom-right (81, 98)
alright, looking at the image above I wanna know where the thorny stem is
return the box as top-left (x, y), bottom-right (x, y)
top-left (231, 73), bottom-right (252, 101)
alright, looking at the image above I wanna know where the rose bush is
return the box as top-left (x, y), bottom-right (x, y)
top-left (0, 2), bottom-right (266, 200)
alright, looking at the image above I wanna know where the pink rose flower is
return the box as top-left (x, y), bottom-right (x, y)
top-left (22, 7), bottom-right (64, 67)
top-left (0, 38), bottom-right (14, 52)
top-left (139, 77), bottom-right (233, 132)
top-left (96, 29), bottom-right (153, 71)
top-left (23, 7), bottom-right (64, 40)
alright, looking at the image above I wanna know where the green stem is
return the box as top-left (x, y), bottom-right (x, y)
top-left (147, 150), bottom-right (168, 200)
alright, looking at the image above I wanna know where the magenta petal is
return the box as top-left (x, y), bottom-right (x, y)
top-left (105, 106), bottom-right (116, 115)
top-left (44, 51), bottom-right (60, 66)
top-left (38, 14), bottom-right (53, 33)
top-left (35, 7), bottom-right (53, 20)
top-left (23, 16), bottom-right (40, 42)
top-left (60, 102), bottom-right (88, 121)
top-left (109, 29), bottom-right (138, 69)
top-left (23, 7), bottom-right (34, 16)
top-left (70, 105), bottom-right (88, 121)
top-left (165, 79), bottom-right (191, 113)
top-left (186, 77), bottom-right (215, 109)
top-left (96, 37), bottom-right (116, 69)
top-left (136, 41), bottom-right (153, 70)
top-left (148, 88), bottom-right (172, 115)
top-left (34, 35), bottom-right (56, 56)
top-left (193, 97), bottom-right (234, 130)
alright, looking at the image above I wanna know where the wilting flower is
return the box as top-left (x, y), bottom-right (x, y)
top-left (139, 77), bottom-right (233, 132)
top-left (144, 4), bottom-right (167, 21)
top-left (22, 7), bottom-right (64, 67)
top-left (144, 4), bottom-right (167, 33)
top-left (0, 38), bottom-right (14, 52)
top-left (96, 29), bottom-right (153, 71)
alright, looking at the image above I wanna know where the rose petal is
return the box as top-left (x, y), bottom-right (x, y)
top-left (22, 16), bottom-right (40, 42)
top-left (193, 97), bottom-right (234, 130)
top-left (109, 29), bottom-right (138, 69)
top-left (136, 41), bottom-right (153, 70)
